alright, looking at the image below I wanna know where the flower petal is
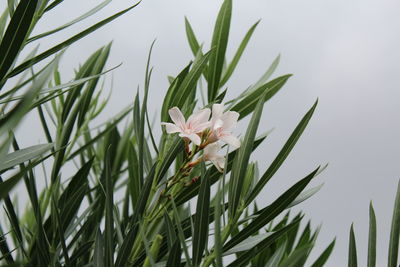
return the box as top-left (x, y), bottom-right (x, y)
top-left (212, 104), bottom-right (224, 119)
top-left (220, 111), bottom-right (239, 131)
top-left (180, 133), bottom-right (201, 146)
top-left (211, 157), bottom-right (225, 172)
top-left (161, 122), bottom-right (182, 134)
top-left (169, 107), bottom-right (186, 129)
top-left (187, 108), bottom-right (211, 126)
top-left (220, 134), bottom-right (241, 148)
top-left (204, 143), bottom-right (221, 159)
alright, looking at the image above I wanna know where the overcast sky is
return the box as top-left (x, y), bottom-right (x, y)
top-left (15, 0), bottom-right (400, 265)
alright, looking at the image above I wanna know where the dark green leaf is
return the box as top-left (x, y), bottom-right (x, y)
top-left (224, 167), bottom-right (319, 251)
top-left (166, 240), bottom-right (182, 267)
top-left (7, 2), bottom-right (140, 78)
top-left (192, 171), bottom-right (210, 266)
top-left (0, 0), bottom-right (37, 83)
top-left (207, 0), bottom-right (232, 102)
top-left (227, 218), bottom-right (301, 267)
top-left (368, 202), bottom-right (376, 267)
top-left (229, 91), bottom-right (266, 219)
top-left (311, 239), bottom-right (336, 267)
top-left (389, 180), bottom-right (400, 267)
top-left (348, 224), bottom-right (358, 267)
top-left (246, 100), bottom-right (318, 205)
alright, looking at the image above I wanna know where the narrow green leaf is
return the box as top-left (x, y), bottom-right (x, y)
top-left (114, 162), bottom-right (157, 267)
top-left (287, 183), bottom-right (324, 209)
top-left (227, 218), bottom-right (301, 267)
top-left (27, 0), bottom-right (112, 43)
top-left (207, 0), bottom-right (232, 102)
top-left (0, 0), bottom-right (37, 83)
top-left (279, 245), bottom-right (313, 267)
top-left (166, 240), bottom-right (182, 267)
top-left (185, 17), bottom-right (201, 56)
top-left (367, 202), bottom-right (377, 267)
top-left (311, 239), bottom-right (336, 267)
top-left (264, 242), bottom-right (286, 267)
top-left (104, 151), bottom-right (114, 267)
top-left (224, 167), bottom-right (319, 251)
top-left (94, 229), bottom-right (105, 267)
top-left (192, 171), bottom-right (210, 266)
top-left (0, 143), bottom-right (53, 172)
top-left (157, 137), bottom-right (184, 182)
top-left (250, 54), bottom-right (281, 91)
top-left (7, 2), bottom-right (140, 78)
top-left (229, 91), bottom-right (266, 219)
top-left (220, 20), bottom-right (259, 87)
top-left (171, 52), bottom-right (211, 109)
top-left (389, 180), bottom-right (400, 267)
top-left (246, 100), bottom-right (318, 205)
top-left (164, 213), bottom-right (176, 250)
top-left (348, 224), bottom-right (358, 267)
top-left (161, 63), bottom-right (191, 122)
top-left (231, 74), bottom-right (291, 120)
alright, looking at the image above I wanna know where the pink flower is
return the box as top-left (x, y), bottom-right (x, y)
top-left (209, 104), bottom-right (241, 148)
top-left (162, 107), bottom-right (211, 145)
top-left (203, 143), bottom-right (225, 172)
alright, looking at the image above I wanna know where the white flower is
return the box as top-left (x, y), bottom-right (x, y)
top-left (162, 107), bottom-right (211, 145)
top-left (203, 143), bottom-right (225, 172)
top-left (209, 104), bottom-right (241, 148)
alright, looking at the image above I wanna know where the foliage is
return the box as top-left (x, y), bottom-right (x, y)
top-left (0, 0), bottom-right (339, 266)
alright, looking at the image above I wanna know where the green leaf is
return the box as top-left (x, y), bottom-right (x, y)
top-left (250, 54), bottom-right (280, 91)
top-left (348, 224), bottom-right (358, 267)
top-left (171, 52), bottom-right (211, 109)
top-left (27, 0), bottom-right (112, 43)
top-left (7, 2), bottom-right (140, 78)
top-left (389, 180), bottom-right (400, 267)
top-left (93, 229), bottom-right (105, 267)
top-left (0, 0), bottom-right (37, 83)
top-left (220, 20), bottom-right (259, 87)
top-left (368, 202), bottom-right (376, 267)
top-left (192, 171), bottom-right (210, 266)
top-left (246, 100), bottom-right (318, 205)
top-left (161, 63), bottom-right (191, 122)
top-left (287, 183), bottom-right (324, 209)
top-left (104, 151), bottom-right (114, 267)
top-left (264, 242), bottom-right (286, 267)
top-left (231, 74), bottom-right (291, 120)
top-left (228, 91), bottom-right (266, 220)
top-left (224, 167), bottom-right (319, 251)
top-left (157, 137), bottom-right (184, 182)
top-left (166, 240), bottom-right (182, 267)
top-left (114, 162), bottom-right (157, 267)
top-left (223, 233), bottom-right (271, 256)
top-left (184, 17), bottom-right (201, 57)
top-left (227, 218), bottom-right (301, 267)
top-left (0, 143), bottom-right (53, 172)
top-left (311, 239), bottom-right (336, 267)
top-left (279, 245), bottom-right (313, 267)
top-left (164, 213), bottom-right (176, 250)
top-left (207, 0), bottom-right (232, 102)
top-left (175, 134), bottom-right (267, 206)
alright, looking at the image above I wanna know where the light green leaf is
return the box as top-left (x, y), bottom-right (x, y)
top-left (368, 202), bottom-right (376, 267)
top-left (0, 143), bottom-right (53, 172)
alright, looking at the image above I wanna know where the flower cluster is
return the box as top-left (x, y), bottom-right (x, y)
top-left (162, 104), bottom-right (240, 172)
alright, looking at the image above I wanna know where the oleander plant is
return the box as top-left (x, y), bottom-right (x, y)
top-left (1, 0), bottom-right (399, 267)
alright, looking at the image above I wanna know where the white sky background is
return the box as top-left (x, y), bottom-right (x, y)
top-left (10, 0), bottom-right (400, 266)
